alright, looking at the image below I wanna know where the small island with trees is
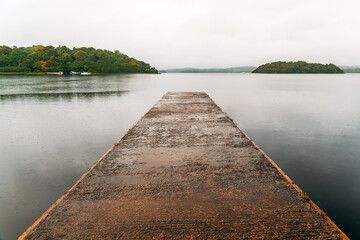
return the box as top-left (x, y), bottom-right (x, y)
top-left (252, 61), bottom-right (344, 74)
top-left (0, 45), bottom-right (158, 74)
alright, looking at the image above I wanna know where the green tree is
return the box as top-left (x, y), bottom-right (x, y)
top-left (253, 61), bottom-right (343, 74)
top-left (0, 45), bottom-right (158, 74)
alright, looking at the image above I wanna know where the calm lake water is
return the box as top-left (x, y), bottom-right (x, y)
top-left (0, 73), bottom-right (359, 239)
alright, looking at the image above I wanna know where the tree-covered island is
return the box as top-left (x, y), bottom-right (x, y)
top-left (0, 45), bottom-right (158, 74)
top-left (252, 61), bottom-right (344, 74)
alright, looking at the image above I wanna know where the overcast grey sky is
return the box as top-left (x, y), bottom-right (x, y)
top-left (1, 0), bottom-right (359, 69)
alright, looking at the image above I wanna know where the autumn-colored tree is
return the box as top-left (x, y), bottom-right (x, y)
top-left (40, 61), bottom-right (47, 72)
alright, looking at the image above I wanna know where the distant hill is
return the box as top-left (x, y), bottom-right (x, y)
top-left (0, 45), bottom-right (158, 74)
top-left (161, 66), bottom-right (256, 73)
top-left (339, 66), bottom-right (360, 73)
top-left (252, 61), bottom-right (344, 74)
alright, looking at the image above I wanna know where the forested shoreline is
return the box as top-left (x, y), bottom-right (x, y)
top-left (0, 45), bottom-right (158, 74)
top-left (253, 61), bottom-right (344, 74)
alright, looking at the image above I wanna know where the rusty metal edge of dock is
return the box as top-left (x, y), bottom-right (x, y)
top-left (18, 92), bottom-right (349, 240)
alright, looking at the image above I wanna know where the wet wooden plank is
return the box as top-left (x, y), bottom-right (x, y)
top-left (20, 92), bottom-right (348, 239)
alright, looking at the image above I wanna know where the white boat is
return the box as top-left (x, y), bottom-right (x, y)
top-left (80, 72), bottom-right (91, 75)
top-left (46, 72), bottom-right (63, 75)
top-left (70, 71), bottom-right (80, 75)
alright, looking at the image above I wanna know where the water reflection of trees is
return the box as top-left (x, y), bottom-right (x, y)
top-left (0, 91), bottom-right (128, 102)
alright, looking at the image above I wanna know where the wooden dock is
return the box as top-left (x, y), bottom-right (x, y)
top-left (20, 92), bottom-right (348, 239)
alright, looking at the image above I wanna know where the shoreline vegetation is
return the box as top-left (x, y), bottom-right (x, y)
top-left (0, 45), bottom-right (158, 74)
top-left (252, 61), bottom-right (344, 74)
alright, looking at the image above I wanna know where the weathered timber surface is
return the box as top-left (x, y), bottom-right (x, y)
top-left (20, 92), bottom-right (348, 239)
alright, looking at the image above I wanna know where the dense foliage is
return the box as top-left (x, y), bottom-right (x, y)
top-left (0, 45), bottom-right (158, 73)
top-left (252, 61), bottom-right (344, 74)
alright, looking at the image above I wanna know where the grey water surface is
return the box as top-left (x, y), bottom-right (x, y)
top-left (0, 73), bottom-right (359, 239)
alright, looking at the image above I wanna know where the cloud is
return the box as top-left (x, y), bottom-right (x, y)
top-left (1, 0), bottom-right (359, 68)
